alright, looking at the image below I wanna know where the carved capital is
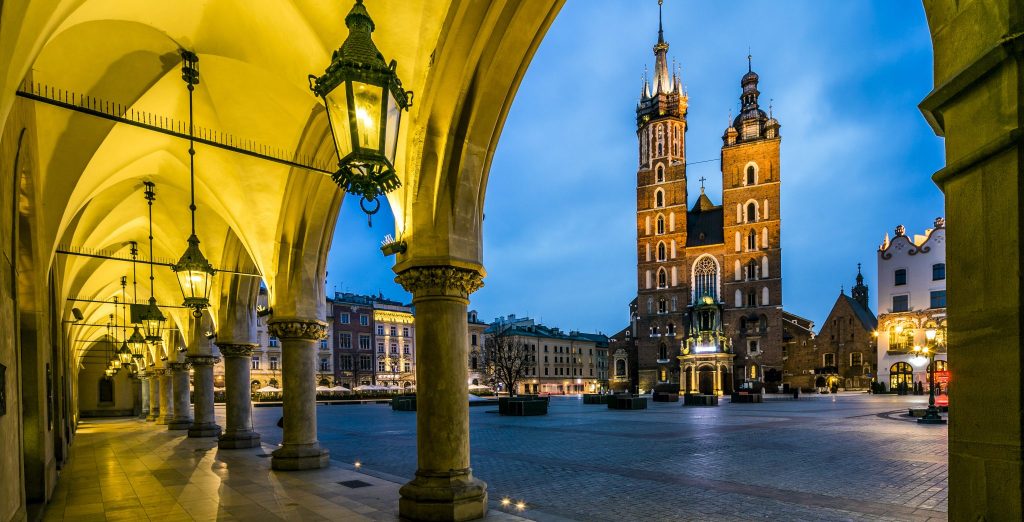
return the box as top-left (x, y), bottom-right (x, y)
top-left (216, 343), bottom-right (257, 358)
top-left (152, 368), bottom-right (168, 376)
top-left (268, 319), bottom-right (328, 341)
top-left (187, 355), bottom-right (221, 367)
top-left (394, 266), bottom-right (484, 299)
top-left (168, 362), bottom-right (192, 372)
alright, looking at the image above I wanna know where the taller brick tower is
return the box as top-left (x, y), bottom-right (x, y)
top-left (720, 56), bottom-right (784, 387)
top-left (633, 0), bottom-right (689, 390)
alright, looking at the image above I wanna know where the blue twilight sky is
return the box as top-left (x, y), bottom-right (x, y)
top-left (326, 0), bottom-right (945, 334)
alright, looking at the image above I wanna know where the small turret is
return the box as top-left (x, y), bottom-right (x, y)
top-left (852, 263), bottom-right (870, 312)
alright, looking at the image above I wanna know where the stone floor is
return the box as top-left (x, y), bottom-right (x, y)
top-left (43, 393), bottom-right (947, 521)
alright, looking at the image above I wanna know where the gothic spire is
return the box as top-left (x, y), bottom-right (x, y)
top-left (653, 0), bottom-right (670, 94)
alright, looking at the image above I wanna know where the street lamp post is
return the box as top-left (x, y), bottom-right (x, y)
top-left (916, 327), bottom-right (946, 424)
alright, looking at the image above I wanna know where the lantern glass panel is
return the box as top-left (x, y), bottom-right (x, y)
top-left (352, 81), bottom-right (382, 152)
top-left (324, 87), bottom-right (353, 161)
top-left (176, 266), bottom-right (212, 304)
top-left (384, 89), bottom-right (401, 165)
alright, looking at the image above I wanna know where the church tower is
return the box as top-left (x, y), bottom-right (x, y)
top-left (852, 263), bottom-right (870, 311)
top-left (720, 57), bottom-right (784, 388)
top-left (633, 0), bottom-right (689, 389)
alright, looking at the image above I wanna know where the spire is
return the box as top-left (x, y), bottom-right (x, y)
top-left (852, 262), bottom-right (870, 311)
top-left (652, 0), bottom-right (670, 94)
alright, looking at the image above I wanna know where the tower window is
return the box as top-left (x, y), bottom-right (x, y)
top-left (657, 215), bottom-right (665, 234)
top-left (658, 299), bottom-right (667, 314)
top-left (747, 230), bottom-right (757, 250)
top-left (746, 202), bottom-right (757, 222)
top-left (657, 242), bottom-right (666, 261)
top-left (656, 165), bottom-right (665, 183)
top-left (658, 269), bottom-right (668, 288)
top-left (746, 165), bottom-right (755, 185)
top-left (655, 190), bottom-right (664, 208)
top-left (746, 259), bottom-right (759, 280)
top-left (746, 290), bottom-right (757, 308)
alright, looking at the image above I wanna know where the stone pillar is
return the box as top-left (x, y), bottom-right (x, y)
top-left (217, 344), bottom-right (261, 449)
top-left (267, 319), bottom-right (329, 470)
top-left (147, 374), bottom-right (159, 421)
top-left (139, 376), bottom-right (150, 419)
top-left (920, 4), bottom-right (1023, 517)
top-left (187, 356), bottom-right (221, 437)
top-left (157, 369), bottom-right (174, 425)
top-left (395, 266), bottom-right (487, 521)
top-left (167, 362), bottom-right (192, 430)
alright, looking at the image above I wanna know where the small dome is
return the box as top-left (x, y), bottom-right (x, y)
top-left (741, 69), bottom-right (759, 85)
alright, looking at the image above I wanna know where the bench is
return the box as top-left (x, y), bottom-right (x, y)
top-left (683, 394), bottom-right (719, 406)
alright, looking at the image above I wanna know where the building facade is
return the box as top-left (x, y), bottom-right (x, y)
top-left (876, 219), bottom-right (947, 391)
top-left (624, 11), bottom-right (792, 394)
top-left (467, 310), bottom-right (488, 386)
top-left (328, 292), bottom-right (376, 388)
top-left (373, 301), bottom-right (416, 389)
top-left (784, 268), bottom-right (877, 391)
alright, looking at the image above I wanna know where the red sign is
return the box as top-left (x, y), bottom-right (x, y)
top-left (933, 370), bottom-right (950, 407)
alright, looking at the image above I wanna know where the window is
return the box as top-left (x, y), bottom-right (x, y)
top-left (320, 339), bottom-right (328, 350)
top-left (758, 315), bottom-right (768, 333)
top-left (320, 358), bottom-right (330, 371)
top-left (850, 353), bottom-right (863, 366)
top-left (890, 362), bottom-right (913, 390)
top-left (655, 190), bottom-right (664, 208)
top-left (403, 327), bottom-right (410, 338)
top-left (403, 344), bottom-right (410, 355)
top-left (656, 215), bottom-right (665, 234)
top-left (404, 362), bottom-right (411, 372)
top-left (377, 342), bottom-right (385, 353)
top-left (658, 269), bottom-right (667, 288)
top-left (746, 290), bottom-right (757, 308)
top-left (657, 242), bottom-right (666, 261)
top-left (359, 354), bottom-right (372, 370)
top-left (656, 164), bottom-right (664, 183)
top-left (471, 334), bottom-right (477, 346)
top-left (471, 356), bottom-right (478, 370)
top-left (269, 356), bottom-right (279, 370)
top-left (98, 378), bottom-right (114, 404)
top-left (659, 344), bottom-right (668, 360)
top-left (892, 295), bottom-right (909, 312)
top-left (391, 343), bottom-right (398, 354)
top-left (339, 333), bottom-right (352, 349)
top-left (616, 359), bottom-right (626, 376)
top-left (544, 368), bottom-right (549, 376)
top-left (747, 230), bottom-right (757, 250)
top-left (746, 259), bottom-right (758, 280)
top-left (268, 336), bottom-right (278, 348)
top-left (930, 290), bottom-right (946, 308)
top-left (251, 356), bottom-right (260, 370)
top-left (378, 360), bottom-right (386, 372)
top-left (693, 256), bottom-right (719, 301)
top-left (667, 323), bottom-right (675, 335)
top-left (894, 269), bottom-right (907, 286)
top-left (359, 334), bottom-right (371, 350)
top-left (823, 353), bottom-right (836, 367)
top-left (932, 263), bottom-right (946, 281)
top-left (340, 313), bottom-right (350, 324)
top-left (376, 325), bottom-right (385, 336)
top-left (746, 165), bottom-right (755, 185)
top-left (746, 202), bottom-right (757, 222)
top-left (390, 326), bottom-right (397, 336)
top-left (359, 315), bottom-right (369, 326)
top-left (748, 339), bottom-right (759, 354)
top-left (658, 299), bottom-right (667, 314)
top-left (340, 355), bottom-right (353, 370)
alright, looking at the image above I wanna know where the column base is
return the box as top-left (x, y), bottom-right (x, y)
top-left (271, 443), bottom-right (329, 471)
top-left (146, 412), bottom-right (158, 422)
top-left (399, 468), bottom-right (488, 522)
top-left (168, 418), bottom-right (192, 430)
top-left (218, 431), bottom-right (261, 449)
top-left (188, 422), bottom-right (222, 438)
top-left (156, 414), bottom-right (173, 425)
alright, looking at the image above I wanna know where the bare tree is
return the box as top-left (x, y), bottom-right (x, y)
top-left (485, 326), bottom-right (534, 396)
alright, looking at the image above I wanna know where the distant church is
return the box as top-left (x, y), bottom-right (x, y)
top-left (608, 4), bottom-right (812, 394)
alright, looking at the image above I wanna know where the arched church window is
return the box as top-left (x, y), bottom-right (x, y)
top-left (746, 290), bottom-right (757, 308)
top-left (616, 359), bottom-right (626, 377)
top-left (658, 269), bottom-right (668, 288)
top-left (657, 242), bottom-right (666, 261)
top-left (657, 215), bottom-right (665, 234)
top-left (746, 202), bottom-right (757, 222)
top-left (759, 314), bottom-right (768, 333)
top-left (659, 344), bottom-right (668, 360)
top-left (746, 259), bottom-right (759, 280)
top-left (656, 164), bottom-right (664, 183)
top-left (658, 299), bottom-right (667, 314)
top-left (655, 190), bottom-right (664, 208)
top-left (693, 256), bottom-right (719, 301)
top-left (748, 229), bottom-right (757, 250)
top-left (746, 165), bottom-right (756, 185)
top-left (667, 323), bottom-right (675, 335)
top-left (657, 124), bottom-right (664, 156)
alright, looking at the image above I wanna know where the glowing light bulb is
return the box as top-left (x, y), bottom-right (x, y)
top-left (501, 498), bottom-right (510, 507)
top-left (354, 461), bottom-right (361, 469)
top-left (516, 501), bottom-right (526, 511)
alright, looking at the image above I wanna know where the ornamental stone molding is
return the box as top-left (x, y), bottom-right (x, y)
top-left (267, 319), bottom-right (328, 340)
top-left (216, 343), bottom-right (257, 358)
top-left (394, 265), bottom-right (484, 299)
top-left (187, 355), bottom-right (221, 366)
top-left (168, 362), bottom-right (192, 371)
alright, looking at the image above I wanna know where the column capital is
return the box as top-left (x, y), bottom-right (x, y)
top-left (268, 319), bottom-right (328, 341)
top-left (394, 265), bottom-right (484, 299)
top-left (168, 362), bottom-right (192, 371)
top-left (187, 355), bottom-right (221, 366)
top-left (152, 368), bottom-right (168, 376)
top-left (216, 343), bottom-right (257, 358)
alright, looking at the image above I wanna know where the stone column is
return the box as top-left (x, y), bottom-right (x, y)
top-left (139, 376), bottom-right (150, 419)
top-left (167, 362), bottom-right (192, 430)
top-left (217, 344), bottom-right (260, 449)
top-left (188, 356), bottom-right (221, 437)
top-left (147, 374), bottom-right (159, 421)
top-left (268, 319), bottom-right (329, 470)
top-left (395, 266), bottom-right (487, 521)
top-left (157, 369), bottom-right (174, 425)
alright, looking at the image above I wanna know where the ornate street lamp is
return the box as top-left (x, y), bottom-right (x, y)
top-left (171, 49), bottom-right (216, 317)
top-left (108, 307), bottom-right (122, 371)
top-left (917, 328), bottom-right (946, 424)
top-left (309, 0), bottom-right (413, 224)
top-left (139, 182), bottom-right (167, 342)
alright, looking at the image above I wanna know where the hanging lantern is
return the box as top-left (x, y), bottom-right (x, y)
top-left (117, 340), bottom-right (133, 365)
top-left (171, 50), bottom-right (216, 317)
top-left (309, 0), bottom-right (412, 223)
top-left (128, 325), bottom-right (147, 361)
top-left (141, 182), bottom-right (167, 341)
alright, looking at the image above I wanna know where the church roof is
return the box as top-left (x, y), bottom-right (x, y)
top-left (839, 294), bottom-right (878, 332)
top-left (686, 204), bottom-right (723, 247)
top-left (691, 190), bottom-right (716, 212)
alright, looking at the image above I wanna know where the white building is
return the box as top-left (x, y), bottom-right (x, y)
top-left (876, 218), bottom-right (947, 391)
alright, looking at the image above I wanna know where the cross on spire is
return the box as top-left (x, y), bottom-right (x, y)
top-left (747, 49), bottom-right (752, 72)
top-left (698, 176), bottom-right (707, 192)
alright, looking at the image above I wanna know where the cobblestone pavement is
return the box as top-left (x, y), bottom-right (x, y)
top-left (252, 393), bottom-right (948, 521)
